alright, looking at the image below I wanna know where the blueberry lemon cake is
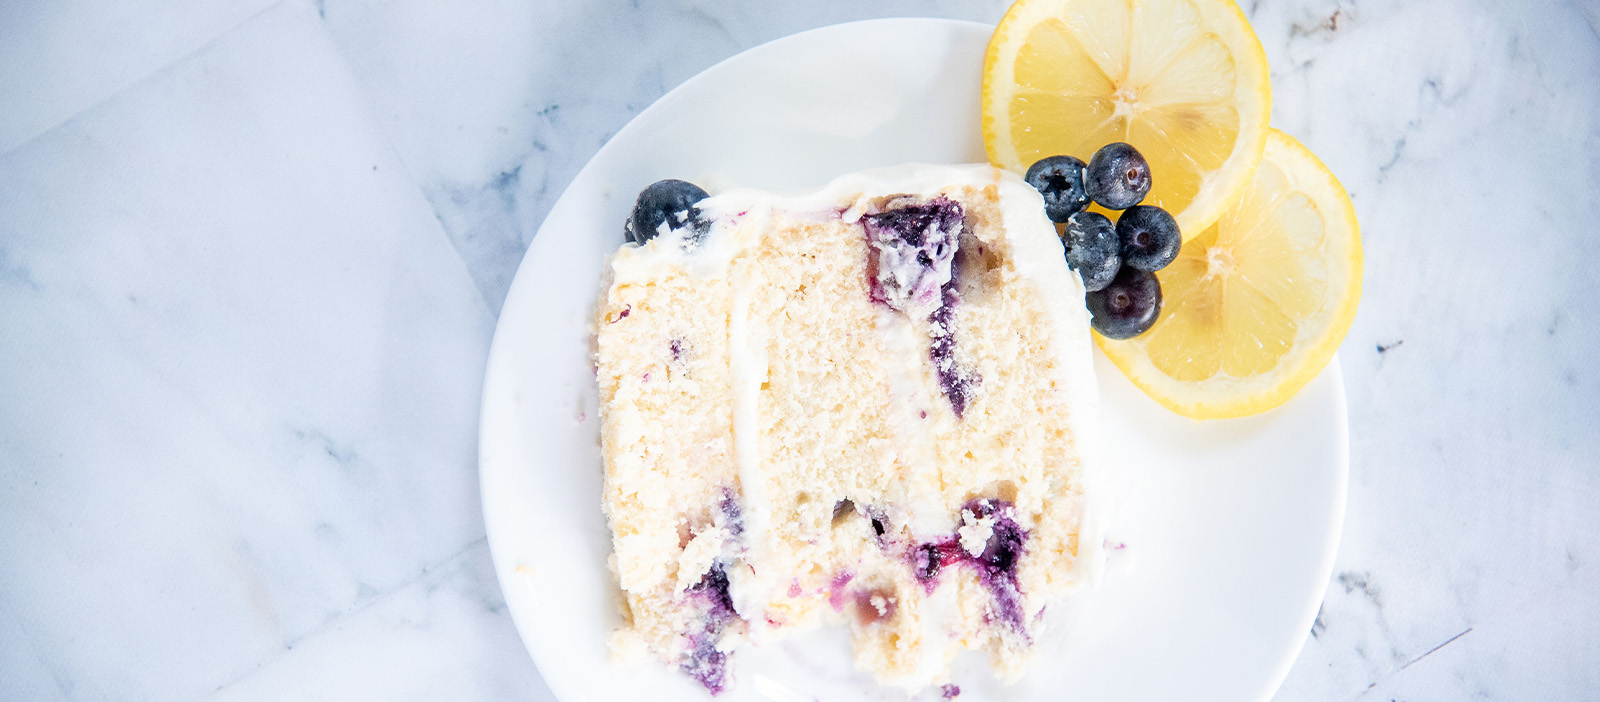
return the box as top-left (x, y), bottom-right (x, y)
top-left (595, 164), bottom-right (1104, 694)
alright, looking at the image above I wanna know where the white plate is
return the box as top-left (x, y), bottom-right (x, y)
top-left (480, 18), bottom-right (1347, 702)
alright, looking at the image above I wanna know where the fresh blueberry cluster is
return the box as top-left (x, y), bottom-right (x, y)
top-left (1025, 142), bottom-right (1181, 339)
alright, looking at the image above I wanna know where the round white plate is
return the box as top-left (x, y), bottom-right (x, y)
top-left (480, 18), bottom-right (1347, 702)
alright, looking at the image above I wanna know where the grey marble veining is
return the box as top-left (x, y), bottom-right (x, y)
top-left (1250, 0), bottom-right (1600, 698)
top-left (0, 2), bottom-right (528, 699)
top-left (0, 0), bottom-right (1597, 699)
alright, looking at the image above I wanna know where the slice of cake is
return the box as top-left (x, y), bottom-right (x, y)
top-left (595, 164), bottom-right (1103, 694)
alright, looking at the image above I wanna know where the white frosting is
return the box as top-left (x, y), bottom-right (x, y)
top-left (994, 174), bottom-right (1106, 589)
top-left (727, 252), bottom-right (772, 625)
top-left (876, 305), bottom-right (945, 539)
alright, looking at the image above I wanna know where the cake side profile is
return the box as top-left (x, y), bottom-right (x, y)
top-left (595, 164), bottom-right (1103, 694)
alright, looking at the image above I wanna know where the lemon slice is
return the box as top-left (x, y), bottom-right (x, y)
top-left (1096, 129), bottom-right (1362, 419)
top-left (982, 0), bottom-right (1272, 236)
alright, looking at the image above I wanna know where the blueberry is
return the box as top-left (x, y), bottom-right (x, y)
top-left (688, 562), bottom-right (736, 620)
top-left (1023, 155), bottom-right (1090, 223)
top-left (913, 543), bottom-right (941, 582)
top-left (1116, 205), bottom-right (1182, 272)
top-left (626, 179), bottom-right (709, 245)
top-left (967, 504), bottom-right (1028, 631)
top-left (1085, 142), bottom-right (1151, 209)
top-left (1063, 211), bottom-right (1121, 291)
top-left (980, 518), bottom-right (1024, 574)
top-left (1087, 267), bottom-right (1162, 339)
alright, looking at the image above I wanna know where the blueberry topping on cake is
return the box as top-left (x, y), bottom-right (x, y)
top-left (1024, 155), bottom-right (1091, 222)
top-left (627, 179), bottom-right (711, 246)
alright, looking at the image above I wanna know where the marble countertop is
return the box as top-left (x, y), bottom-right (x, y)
top-left (2, 0), bottom-right (1597, 699)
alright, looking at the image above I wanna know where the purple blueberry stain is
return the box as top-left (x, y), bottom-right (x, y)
top-left (718, 489), bottom-right (744, 539)
top-left (689, 562), bottom-right (736, 625)
top-left (682, 641), bottom-right (727, 695)
top-left (828, 571), bottom-right (855, 611)
top-left (863, 196), bottom-right (963, 310)
top-left (862, 197), bottom-right (980, 418)
top-left (607, 305), bottom-right (631, 324)
top-left (912, 542), bottom-right (945, 586)
top-left (967, 499), bottom-right (1029, 633)
top-left (678, 490), bottom-right (747, 695)
top-left (928, 285), bottom-right (980, 418)
top-left (683, 562), bottom-right (738, 694)
top-left (669, 337), bottom-right (685, 363)
top-left (941, 683), bottom-right (962, 699)
top-left (909, 539), bottom-right (965, 593)
top-left (907, 500), bottom-right (1031, 633)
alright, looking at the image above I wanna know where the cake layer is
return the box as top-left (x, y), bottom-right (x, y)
top-left (595, 164), bottom-right (1103, 694)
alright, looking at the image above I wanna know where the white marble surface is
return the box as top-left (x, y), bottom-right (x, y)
top-left (0, 0), bottom-right (1596, 700)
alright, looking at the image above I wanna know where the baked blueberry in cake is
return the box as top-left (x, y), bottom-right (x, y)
top-left (595, 164), bottom-right (1104, 694)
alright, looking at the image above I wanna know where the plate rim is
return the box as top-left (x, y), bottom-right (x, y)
top-left (1255, 359), bottom-right (1349, 699)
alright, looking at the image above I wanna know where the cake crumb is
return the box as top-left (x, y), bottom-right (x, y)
top-left (958, 510), bottom-right (996, 557)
